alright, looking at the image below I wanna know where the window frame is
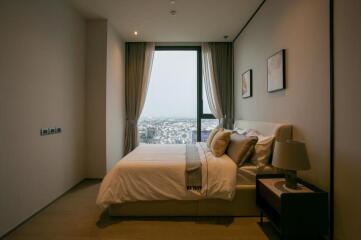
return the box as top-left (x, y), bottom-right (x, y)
top-left (154, 46), bottom-right (215, 142)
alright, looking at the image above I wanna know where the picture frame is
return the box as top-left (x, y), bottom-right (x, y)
top-left (242, 69), bottom-right (252, 98)
top-left (267, 49), bottom-right (286, 92)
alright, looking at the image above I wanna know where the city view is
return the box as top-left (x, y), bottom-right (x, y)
top-left (139, 50), bottom-right (218, 144)
top-left (138, 118), bottom-right (218, 144)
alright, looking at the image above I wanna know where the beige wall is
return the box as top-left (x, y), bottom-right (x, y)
top-left (85, 20), bottom-right (126, 177)
top-left (106, 24), bottom-right (126, 171)
top-left (234, 0), bottom-right (330, 190)
top-left (0, 0), bottom-right (86, 236)
top-left (85, 19), bottom-right (107, 178)
top-left (334, 0), bottom-right (361, 239)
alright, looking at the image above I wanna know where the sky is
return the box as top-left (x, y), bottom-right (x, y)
top-left (141, 50), bottom-right (211, 118)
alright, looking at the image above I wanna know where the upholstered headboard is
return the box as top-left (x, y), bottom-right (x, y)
top-left (233, 120), bottom-right (293, 141)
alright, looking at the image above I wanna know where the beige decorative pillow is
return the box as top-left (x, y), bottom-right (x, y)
top-left (226, 133), bottom-right (258, 166)
top-left (210, 130), bottom-right (232, 157)
top-left (207, 127), bottom-right (222, 148)
top-left (245, 130), bottom-right (275, 166)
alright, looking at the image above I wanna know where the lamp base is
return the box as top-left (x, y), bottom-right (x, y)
top-left (284, 170), bottom-right (298, 189)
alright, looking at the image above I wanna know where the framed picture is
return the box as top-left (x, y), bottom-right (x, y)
top-left (267, 49), bottom-right (285, 92)
top-left (242, 69), bottom-right (252, 98)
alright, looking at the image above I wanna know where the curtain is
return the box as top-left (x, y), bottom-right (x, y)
top-left (124, 42), bottom-right (155, 154)
top-left (202, 42), bottom-right (234, 129)
top-left (202, 43), bottom-right (223, 119)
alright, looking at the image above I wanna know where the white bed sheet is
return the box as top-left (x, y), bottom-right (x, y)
top-left (96, 143), bottom-right (237, 209)
top-left (236, 163), bottom-right (279, 186)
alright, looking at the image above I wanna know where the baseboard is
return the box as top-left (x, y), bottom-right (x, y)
top-left (0, 178), bottom-right (86, 239)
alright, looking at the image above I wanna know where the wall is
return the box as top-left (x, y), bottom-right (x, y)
top-left (0, 0), bottom-right (85, 236)
top-left (334, 0), bottom-right (361, 239)
top-left (85, 20), bottom-right (126, 176)
top-left (106, 24), bottom-right (126, 171)
top-left (85, 19), bottom-right (107, 178)
top-left (233, 0), bottom-right (330, 190)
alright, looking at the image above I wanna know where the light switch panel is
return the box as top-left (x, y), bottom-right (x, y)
top-left (40, 128), bottom-right (48, 136)
top-left (40, 127), bottom-right (62, 136)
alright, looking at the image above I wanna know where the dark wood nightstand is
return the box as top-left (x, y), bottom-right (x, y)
top-left (256, 174), bottom-right (329, 239)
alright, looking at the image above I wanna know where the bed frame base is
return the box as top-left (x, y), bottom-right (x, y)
top-left (109, 186), bottom-right (259, 217)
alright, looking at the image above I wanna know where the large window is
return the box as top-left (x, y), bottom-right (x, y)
top-left (138, 46), bottom-right (218, 144)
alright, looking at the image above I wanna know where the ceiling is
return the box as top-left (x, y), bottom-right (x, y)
top-left (70, 0), bottom-right (263, 42)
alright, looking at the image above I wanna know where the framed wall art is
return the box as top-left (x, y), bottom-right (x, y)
top-left (242, 69), bottom-right (252, 98)
top-left (267, 49), bottom-right (285, 92)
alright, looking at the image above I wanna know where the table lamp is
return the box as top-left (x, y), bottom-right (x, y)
top-left (272, 140), bottom-right (311, 189)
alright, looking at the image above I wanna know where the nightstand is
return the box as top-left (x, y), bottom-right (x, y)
top-left (256, 174), bottom-right (329, 239)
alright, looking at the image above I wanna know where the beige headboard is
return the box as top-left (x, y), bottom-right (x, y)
top-left (234, 120), bottom-right (292, 141)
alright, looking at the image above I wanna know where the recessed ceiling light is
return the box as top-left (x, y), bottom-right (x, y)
top-left (170, 0), bottom-right (176, 4)
top-left (134, 31), bottom-right (138, 36)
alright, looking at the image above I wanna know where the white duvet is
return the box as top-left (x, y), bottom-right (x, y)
top-left (96, 143), bottom-right (237, 209)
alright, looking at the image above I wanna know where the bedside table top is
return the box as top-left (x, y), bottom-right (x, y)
top-left (259, 178), bottom-right (314, 197)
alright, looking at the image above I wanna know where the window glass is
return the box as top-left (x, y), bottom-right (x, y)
top-left (139, 50), bottom-right (197, 144)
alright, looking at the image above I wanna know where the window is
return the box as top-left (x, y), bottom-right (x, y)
top-left (202, 83), bottom-right (212, 114)
top-left (139, 46), bottom-right (217, 144)
top-left (139, 48), bottom-right (197, 144)
top-left (200, 118), bottom-right (219, 142)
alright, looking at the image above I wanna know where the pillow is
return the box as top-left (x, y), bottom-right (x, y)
top-left (250, 135), bottom-right (275, 166)
top-left (207, 127), bottom-right (223, 147)
top-left (210, 130), bottom-right (232, 157)
top-left (245, 129), bottom-right (275, 166)
top-left (246, 129), bottom-right (261, 136)
top-left (226, 133), bottom-right (258, 166)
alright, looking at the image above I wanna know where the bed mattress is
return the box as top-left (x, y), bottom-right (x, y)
top-left (96, 143), bottom-right (237, 209)
top-left (236, 163), bottom-right (279, 186)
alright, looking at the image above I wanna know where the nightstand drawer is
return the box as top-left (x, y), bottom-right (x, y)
top-left (258, 180), bottom-right (281, 213)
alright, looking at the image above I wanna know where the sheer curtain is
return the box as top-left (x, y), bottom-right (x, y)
top-left (124, 42), bottom-right (155, 154)
top-left (202, 43), bottom-right (223, 119)
top-left (202, 42), bottom-right (234, 128)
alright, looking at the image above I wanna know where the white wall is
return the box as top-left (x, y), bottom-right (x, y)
top-left (0, 0), bottom-right (85, 236)
top-left (85, 19), bottom-right (107, 178)
top-left (334, 0), bottom-right (361, 239)
top-left (233, 0), bottom-right (330, 190)
top-left (106, 24), bottom-right (126, 171)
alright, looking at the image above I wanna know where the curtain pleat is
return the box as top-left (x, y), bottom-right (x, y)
top-left (202, 43), bottom-right (224, 119)
top-left (202, 42), bottom-right (234, 129)
top-left (124, 42), bottom-right (155, 154)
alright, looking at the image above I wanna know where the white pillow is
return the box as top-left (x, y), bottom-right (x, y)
top-left (246, 129), bottom-right (275, 166)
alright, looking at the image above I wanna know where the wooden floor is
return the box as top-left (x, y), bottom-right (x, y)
top-left (4, 180), bottom-right (279, 240)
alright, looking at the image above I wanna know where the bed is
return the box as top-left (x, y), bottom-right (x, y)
top-left (97, 120), bottom-right (292, 216)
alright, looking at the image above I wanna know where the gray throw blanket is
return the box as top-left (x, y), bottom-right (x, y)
top-left (185, 144), bottom-right (202, 191)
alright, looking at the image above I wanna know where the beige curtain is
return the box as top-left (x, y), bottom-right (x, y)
top-left (124, 42), bottom-right (155, 154)
top-left (201, 43), bottom-right (223, 119)
top-left (202, 42), bottom-right (234, 129)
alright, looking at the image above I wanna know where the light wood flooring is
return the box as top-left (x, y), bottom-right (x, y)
top-left (4, 180), bottom-right (279, 240)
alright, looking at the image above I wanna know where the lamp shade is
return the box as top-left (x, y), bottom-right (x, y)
top-left (272, 140), bottom-right (311, 171)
